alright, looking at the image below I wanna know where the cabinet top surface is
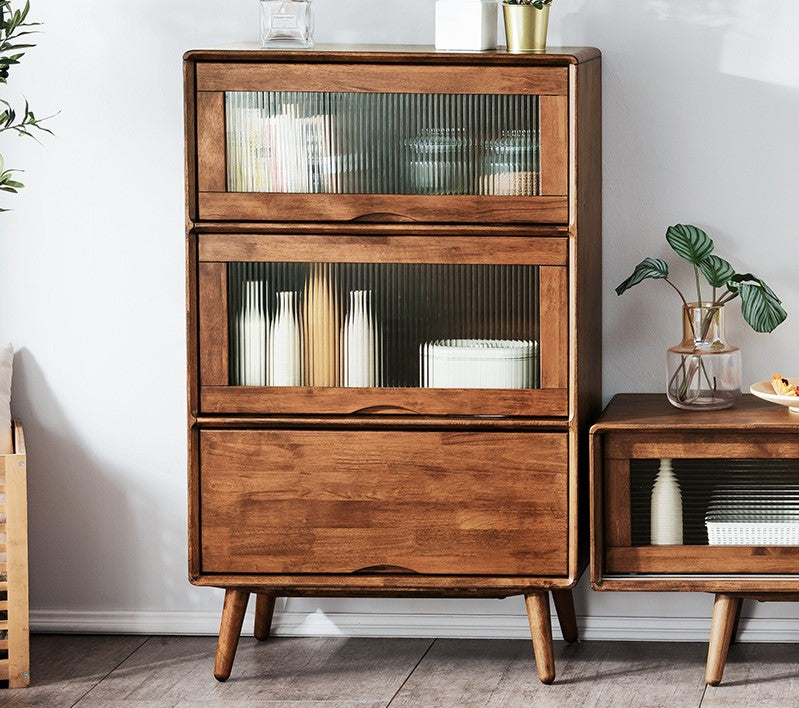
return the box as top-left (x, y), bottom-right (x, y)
top-left (592, 394), bottom-right (799, 433)
top-left (184, 44), bottom-right (600, 65)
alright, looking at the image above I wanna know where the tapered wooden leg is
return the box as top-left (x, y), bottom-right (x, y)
top-left (706, 594), bottom-right (741, 686)
top-left (254, 594), bottom-right (277, 641)
top-left (730, 597), bottom-right (744, 644)
top-left (214, 589), bottom-right (250, 682)
top-left (551, 589), bottom-right (578, 644)
top-left (525, 592), bottom-right (556, 685)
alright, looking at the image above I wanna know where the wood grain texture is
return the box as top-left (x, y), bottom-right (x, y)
top-left (198, 234), bottom-right (568, 266)
top-left (196, 62), bottom-right (567, 95)
top-left (185, 45), bottom-right (602, 65)
top-left (198, 262), bottom-right (228, 387)
top-left (200, 386), bottom-right (568, 417)
top-left (603, 459), bottom-right (631, 547)
top-left (524, 593), bottom-right (555, 684)
top-left (3, 422), bottom-right (29, 688)
top-left (200, 430), bottom-right (568, 576)
top-left (194, 222), bottom-right (571, 237)
top-left (197, 92), bottom-right (226, 193)
top-left (214, 589), bottom-right (250, 681)
top-left (198, 193), bottom-right (570, 225)
top-left (253, 594), bottom-right (276, 641)
top-left (605, 431), bottom-right (799, 460)
top-left (606, 546), bottom-right (799, 575)
top-left (592, 393), bottom-right (799, 432)
top-left (539, 95), bottom-right (569, 197)
top-left (184, 58), bottom-right (198, 222)
top-left (706, 594), bottom-right (741, 686)
top-left (539, 267), bottom-right (568, 390)
top-left (551, 589), bottom-right (578, 644)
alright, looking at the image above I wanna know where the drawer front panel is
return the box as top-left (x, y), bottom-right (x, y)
top-left (200, 430), bottom-right (568, 576)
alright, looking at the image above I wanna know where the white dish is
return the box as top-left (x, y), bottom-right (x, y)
top-left (750, 377), bottom-right (799, 414)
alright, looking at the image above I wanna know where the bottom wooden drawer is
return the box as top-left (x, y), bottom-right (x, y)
top-left (199, 429), bottom-right (568, 576)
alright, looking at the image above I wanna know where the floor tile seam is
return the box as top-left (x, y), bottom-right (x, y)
top-left (385, 638), bottom-right (437, 707)
top-left (69, 635), bottom-right (153, 707)
top-left (698, 681), bottom-right (708, 707)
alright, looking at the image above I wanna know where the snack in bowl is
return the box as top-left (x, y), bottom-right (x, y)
top-left (771, 372), bottom-right (798, 397)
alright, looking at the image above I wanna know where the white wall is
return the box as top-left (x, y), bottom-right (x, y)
top-left (1, 0), bottom-right (798, 640)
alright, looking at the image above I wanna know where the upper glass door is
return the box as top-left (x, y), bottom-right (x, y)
top-left (192, 62), bottom-right (570, 223)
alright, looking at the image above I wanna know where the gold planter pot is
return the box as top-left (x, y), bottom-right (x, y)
top-left (502, 3), bottom-right (550, 53)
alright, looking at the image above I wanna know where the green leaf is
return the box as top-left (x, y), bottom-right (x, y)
top-left (665, 224), bottom-right (715, 265)
top-left (739, 281), bottom-right (788, 333)
top-left (698, 255), bottom-right (735, 288)
top-left (615, 257), bottom-right (669, 296)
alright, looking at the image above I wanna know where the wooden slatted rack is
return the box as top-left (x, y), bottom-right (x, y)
top-left (0, 422), bottom-right (29, 688)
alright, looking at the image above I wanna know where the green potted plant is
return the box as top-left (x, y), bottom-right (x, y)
top-left (502, 0), bottom-right (552, 54)
top-left (616, 224), bottom-right (788, 411)
top-left (1, 0), bottom-right (52, 211)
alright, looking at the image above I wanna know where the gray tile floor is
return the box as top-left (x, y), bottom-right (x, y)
top-left (0, 635), bottom-right (796, 707)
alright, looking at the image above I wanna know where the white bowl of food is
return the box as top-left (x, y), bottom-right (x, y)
top-left (750, 374), bottom-right (799, 414)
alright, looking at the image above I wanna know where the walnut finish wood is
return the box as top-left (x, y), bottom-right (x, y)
top-left (706, 594), bottom-right (741, 686)
top-left (200, 430), bottom-right (569, 576)
top-left (603, 459), bottom-right (631, 547)
top-left (196, 62), bottom-right (568, 95)
top-left (525, 593), bottom-right (556, 684)
top-left (551, 589), bottom-right (578, 644)
top-left (198, 193), bottom-right (570, 225)
top-left (196, 92), bottom-right (226, 193)
top-left (198, 262), bottom-right (228, 387)
top-left (605, 546), bottom-right (799, 575)
top-left (198, 234), bottom-right (568, 266)
top-left (253, 594), bottom-right (276, 641)
top-left (214, 589), bottom-right (250, 682)
top-left (185, 48), bottom-right (602, 681)
top-left (200, 386), bottom-right (568, 417)
top-left (185, 45), bottom-right (601, 66)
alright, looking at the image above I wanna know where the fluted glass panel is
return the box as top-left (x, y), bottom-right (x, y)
top-left (225, 92), bottom-right (540, 195)
top-left (228, 262), bottom-right (539, 388)
top-left (631, 459), bottom-right (799, 546)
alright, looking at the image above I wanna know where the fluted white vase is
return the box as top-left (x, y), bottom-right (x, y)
top-left (343, 290), bottom-right (378, 387)
top-left (237, 280), bottom-right (268, 386)
top-left (650, 458), bottom-right (683, 545)
top-left (269, 291), bottom-right (302, 386)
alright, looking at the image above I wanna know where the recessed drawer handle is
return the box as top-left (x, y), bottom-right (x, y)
top-left (352, 565), bottom-right (420, 575)
top-left (351, 212), bottom-right (418, 223)
top-left (352, 405), bottom-right (421, 415)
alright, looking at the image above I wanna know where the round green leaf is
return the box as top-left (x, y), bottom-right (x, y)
top-left (615, 257), bottom-right (669, 296)
top-left (739, 282), bottom-right (787, 333)
top-left (665, 224), bottom-right (714, 265)
top-left (698, 255), bottom-right (735, 288)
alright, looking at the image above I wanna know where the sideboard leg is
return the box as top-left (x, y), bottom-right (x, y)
top-left (525, 592), bottom-right (556, 684)
top-left (706, 593), bottom-right (741, 686)
top-left (730, 598), bottom-right (744, 644)
top-left (214, 589), bottom-right (251, 682)
top-left (254, 594), bottom-right (277, 641)
top-left (551, 589), bottom-right (578, 644)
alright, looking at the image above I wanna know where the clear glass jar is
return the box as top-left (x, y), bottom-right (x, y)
top-left (260, 0), bottom-right (314, 49)
top-left (666, 303), bottom-right (742, 411)
top-left (483, 129), bottom-right (539, 196)
top-left (406, 128), bottom-right (470, 195)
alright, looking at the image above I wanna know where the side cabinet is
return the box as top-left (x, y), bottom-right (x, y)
top-left (185, 45), bottom-right (602, 685)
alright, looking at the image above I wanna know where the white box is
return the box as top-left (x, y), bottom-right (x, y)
top-left (435, 0), bottom-right (498, 51)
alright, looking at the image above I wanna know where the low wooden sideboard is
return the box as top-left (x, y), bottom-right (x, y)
top-left (591, 394), bottom-right (799, 685)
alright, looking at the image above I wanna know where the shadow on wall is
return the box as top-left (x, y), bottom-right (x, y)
top-left (9, 348), bottom-right (194, 616)
top-left (553, 0), bottom-right (799, 394)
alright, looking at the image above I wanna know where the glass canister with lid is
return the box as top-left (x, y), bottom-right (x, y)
top-left (405, 128), bottom-right (471, 195)
top-left (483, 129), bottom-right (540, 196)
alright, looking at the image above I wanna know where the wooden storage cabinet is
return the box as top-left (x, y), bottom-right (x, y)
top-left (200, 430), bottom-right (568, 576)
top-left (185, 46), bottom-right (601, 685)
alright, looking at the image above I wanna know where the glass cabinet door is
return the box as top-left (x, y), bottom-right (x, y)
top-left (196, 233), bottom-right (569, 417)
top-left (193, 62), bottom-right (569, 223)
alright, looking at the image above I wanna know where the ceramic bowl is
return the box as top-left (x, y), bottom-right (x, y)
top-left (750, 377), bottom-right (799, 414)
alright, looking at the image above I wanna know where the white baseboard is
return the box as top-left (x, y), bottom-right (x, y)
top-left (29, 609), bottom-right (799, 643)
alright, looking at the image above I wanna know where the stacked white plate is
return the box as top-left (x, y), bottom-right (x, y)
top-left (705, 486), bottom-right (799, 545)
top-left (421, 339), bottom-right (538, 389)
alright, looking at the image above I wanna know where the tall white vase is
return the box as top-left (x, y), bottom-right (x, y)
top-left (650, 458), bottom-right (683, 545)
top-left (343, 290), bottom-right (379, 387)
top-left (237, 280), bottom-right (268, 386)
top-left (269, 291), bottom-right (302, 386)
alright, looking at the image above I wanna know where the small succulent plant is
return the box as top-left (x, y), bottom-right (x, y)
top-left (503, 0), bottom-right (553, 7)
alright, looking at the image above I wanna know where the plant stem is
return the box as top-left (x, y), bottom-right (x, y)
top-left (664, 278), bottom-right (689, 306)
top-left (693, 265), bottom-right (703, 305)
